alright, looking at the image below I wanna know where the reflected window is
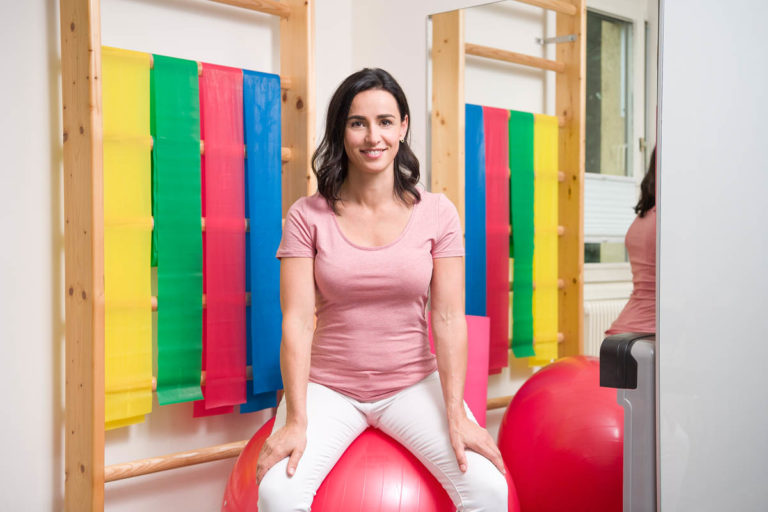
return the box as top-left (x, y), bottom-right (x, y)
top-left (584, 10), bottom-right (636, 264)
top-left (586, 11), bottom-right (633, 177)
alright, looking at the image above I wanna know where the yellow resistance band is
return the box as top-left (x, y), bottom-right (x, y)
top-left (530, 114), bottom-right (559, 366)
top-left (102, 47), bottom-right (153, 430)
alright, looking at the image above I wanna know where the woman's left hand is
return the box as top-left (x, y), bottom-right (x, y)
top-left (448, 414), bottom-right (506, 475)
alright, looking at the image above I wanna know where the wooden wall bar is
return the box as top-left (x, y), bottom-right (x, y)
top-left (60, 0), bottom-right (316, 509)
top-left (430, 10), bottom-right (466, 228)
top-left (60, 0), bottom-right (106, 509)
top-left (280, 0), bottom-right (316, 212)
top-left (555, 0), bottom-right (586, 357)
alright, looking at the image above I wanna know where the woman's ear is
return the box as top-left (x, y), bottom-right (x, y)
top-left (400, 114), bottom-right (409, 140)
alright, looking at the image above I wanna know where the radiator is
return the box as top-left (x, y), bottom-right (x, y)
top-left (583, 299), bottom-right (628, 357)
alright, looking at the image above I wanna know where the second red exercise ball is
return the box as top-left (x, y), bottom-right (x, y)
top-left (498, 356), bottom-right (624, 512)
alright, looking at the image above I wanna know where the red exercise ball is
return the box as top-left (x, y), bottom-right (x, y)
top-left (497, 356), bottom-right (623, 512)
top-left (223, 418), bottom-right (521, 511)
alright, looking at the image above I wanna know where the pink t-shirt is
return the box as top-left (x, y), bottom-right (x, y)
top-left (606, 207), bottom-right (656, 335)
top-left (276, 189), bottom-right (465, 402)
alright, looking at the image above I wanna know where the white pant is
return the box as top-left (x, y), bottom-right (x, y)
top-left (257, 372), bottom-right (508, 511)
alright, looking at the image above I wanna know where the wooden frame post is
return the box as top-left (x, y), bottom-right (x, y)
top-left (430, 9), bottom-right (465, 228)
top-left (60, 0), bottom-right (105, 510)
top-left (556, 0), bottom-right (586, 357)
top-left (280, 0), bottom-right (316, 212)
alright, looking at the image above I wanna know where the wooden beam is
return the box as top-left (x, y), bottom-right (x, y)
top-left (104, 440), bottom-right (249, 483)
top-left (556, 0), bottom-right (586, 357)
top-left (465, 42), bottom-right (566, 73)
top-left (208, 0), bottom-right (290, 18)
top-left (280, 0), bottom-right (315, 213)
top-left (513, 0), bottom-right (578, 16)
top-left (487, 395), bottom-right (513, 411)
top-left (431, 10), bottom-right (465, 228)
top-left (60, 0), bottom-right (105, 510)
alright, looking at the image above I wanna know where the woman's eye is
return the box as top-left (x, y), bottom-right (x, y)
top-left (350, 120), bottom-right (363, 128)
top-left (381, 119), bottom-right (393, 126)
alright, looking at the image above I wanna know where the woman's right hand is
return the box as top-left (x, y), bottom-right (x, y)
top-left (255, 421), bottom-right (307, 485)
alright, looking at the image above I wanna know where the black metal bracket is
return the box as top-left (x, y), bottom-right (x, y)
top-left (599, 332), bottom-right (656, 389)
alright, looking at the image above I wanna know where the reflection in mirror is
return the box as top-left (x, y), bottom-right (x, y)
top-left (425, 0), bottom-right (657, 439)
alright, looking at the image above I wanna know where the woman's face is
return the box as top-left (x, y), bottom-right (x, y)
top-left (343, 89), bottom-right (408, 177)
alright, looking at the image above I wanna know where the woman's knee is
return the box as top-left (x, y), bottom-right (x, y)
top-left (461, 458), bottom-right (509, 511)
top-left (257, 462), bottom-right (313, 512)
top-left (479, 468), bottom-right (509, 510)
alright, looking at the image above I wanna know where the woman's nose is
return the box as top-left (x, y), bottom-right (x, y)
top-left (365, 126), bottom-right (381, 144)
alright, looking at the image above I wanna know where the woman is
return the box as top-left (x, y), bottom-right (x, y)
top-left (606, 148), bottom-right (657, 335)
top-left (255, 68), bottom-right (508, 511)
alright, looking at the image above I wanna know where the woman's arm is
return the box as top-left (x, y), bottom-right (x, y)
top-left (431, 256), bottom-right (505, 474)
top-left (430, 257), bottom-right (469, 422)
top-left (255, 256), bottom-right (315, 484)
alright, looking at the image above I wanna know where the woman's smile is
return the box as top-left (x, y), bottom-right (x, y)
top-left (361, 148), bottom-right (386, 159)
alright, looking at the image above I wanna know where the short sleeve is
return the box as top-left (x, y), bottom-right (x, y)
top-left (276, 198), bottom-right (315, 258)
top-left (432, 194), bottom-right (465, 258)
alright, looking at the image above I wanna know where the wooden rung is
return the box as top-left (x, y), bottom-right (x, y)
top-left (104, 440), bottom-right (249, 483)
top-left (508, 333), bottom-right (565, 344)
top-left (465, 43), bottom-right (566, 73)
top-left (202, 293), bottom-right (250, 308)
top-left (508, 225), bottom-right (565, 235)
top-left (513, 0), bottom-right (578, 16)
top-left (150, 293), bottom-right (251, 312)
top-left (487, 395), bottom-right (513, 411)
top-left (207, 0), bottom-right (290, 19)
top-left (509, 279), bottom-right (566, 291)
top-left (150, 366), bottom-right (254, 391)
top-left (199, 141), bottom-right (291, 163)
top-left (152, 217), bottom-right (250, 232)
top-left (199, 217), bottom-right (250, 232)
top-left (181, 63), bottom-right (290, 90)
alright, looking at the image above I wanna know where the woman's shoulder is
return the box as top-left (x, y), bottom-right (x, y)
top-left (416, 188), bottom-right (459, 217)
top-left (287, 192), bottom-right (331, 219)
top-left (415, 187), bottom-right (450, 208)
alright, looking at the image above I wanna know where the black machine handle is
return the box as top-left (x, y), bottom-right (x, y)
top-left (599, 333), bottom-right (656, 390)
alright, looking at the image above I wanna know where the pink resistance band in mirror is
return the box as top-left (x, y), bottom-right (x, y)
top-left (194, 63), bottom-right (247, 416)
top-left (483, 106), bottom-right (511, 374)
top-left (428, 314), bottom-right (490, 427)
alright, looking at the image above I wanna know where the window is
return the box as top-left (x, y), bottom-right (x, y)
top-left (584, 6), bottom-right (646, 265)
top-left (586, 11), bottom-right (633, 177)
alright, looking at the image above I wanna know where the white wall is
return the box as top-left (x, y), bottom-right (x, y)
top-left (0, 0), bottom-right (350, 510)
top-left (657, 0), bottom-right (768, 510)
top-left (0, 2), bottom-right (63, 511)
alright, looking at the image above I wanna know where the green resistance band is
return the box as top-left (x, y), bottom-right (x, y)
top-left (509, 110), bottom-right (535, 357)
top-left (151, 54), bottom-right (204, 405)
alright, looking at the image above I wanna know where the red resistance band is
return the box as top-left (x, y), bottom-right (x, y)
top-left (194, 63), bottom-right (247, 415)
top-left (483, 107), bottom-right (511, 374)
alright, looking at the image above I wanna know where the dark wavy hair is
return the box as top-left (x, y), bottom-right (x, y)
top-left (635, 147), bottom-right (656, 217)
top-left (312, 68), bottom-right (421, 213)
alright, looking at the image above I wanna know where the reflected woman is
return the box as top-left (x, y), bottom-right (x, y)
top-left (606, 147), bottom-right (657, 335)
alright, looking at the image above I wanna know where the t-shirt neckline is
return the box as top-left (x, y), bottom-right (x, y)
top-left (329, 196), bottom-right (419, 251)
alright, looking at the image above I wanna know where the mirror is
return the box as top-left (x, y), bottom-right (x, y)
top-left (425, 0), bottom-right (659, 433)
